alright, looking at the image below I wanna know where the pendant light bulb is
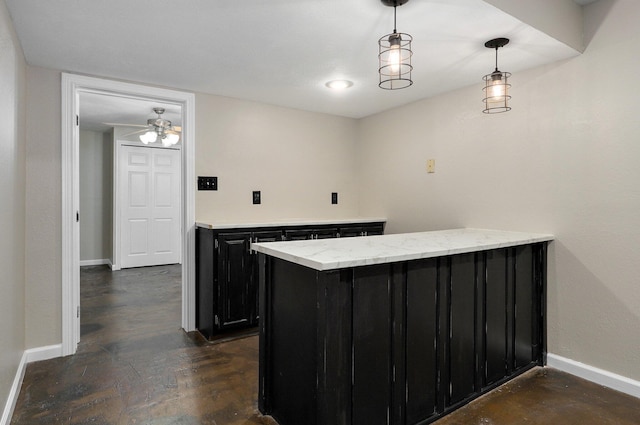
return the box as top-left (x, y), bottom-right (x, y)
top-left (487, 71), bottom-right (507, 101)
top-left (388, 34), bottom-right (402, 75)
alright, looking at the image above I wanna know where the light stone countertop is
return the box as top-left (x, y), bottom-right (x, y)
top-left (195, 217), bottom-right (386, 230)
top-left (251, 228), bottom-right (554, 271)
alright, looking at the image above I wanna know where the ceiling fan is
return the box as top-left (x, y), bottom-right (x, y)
top-left (105, 107), bottom-right (182, 147)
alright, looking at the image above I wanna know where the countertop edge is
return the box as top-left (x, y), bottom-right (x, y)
top-left (252, 228), bottom-right (554, 271)
top-left (196, 217), bottom-right (387, 230)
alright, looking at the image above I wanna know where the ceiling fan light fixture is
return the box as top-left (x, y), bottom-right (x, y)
top-left (378, 0), bottom-right (413, 90)
top-left (482, 37), bottom-right (511, 114)
top-left (140, 131), bottom-right (157, 144)
top-left (135, 107), bottom-right (182, 146)
top-left (163, 133), bottom-right (180, 146)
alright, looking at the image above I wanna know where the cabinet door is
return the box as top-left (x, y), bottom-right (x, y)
top-left (285, 228), bottom-right (338, 240)
top-left (362, 223), bottom-right (384, 236)
top-left (313, 227), bottom-right (338, 239)
top-left (285, 229), bottom-right (314, 240)
top-left (217, 232), bottom-right (253, 329)
top-left (338, 226), bottom-right (364, 238)
top-left (341, 224), bottom-right (384, 237)
top-left (251, 231), bottom-right (284, 324)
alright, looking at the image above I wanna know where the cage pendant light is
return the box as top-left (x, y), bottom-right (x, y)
top-left (482, 38), bottom-right (511, 113)
top-left (379, 0), bottom-right (413, 90)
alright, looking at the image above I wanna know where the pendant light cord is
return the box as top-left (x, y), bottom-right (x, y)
top-left (393, 4), bottom-right (397, 34)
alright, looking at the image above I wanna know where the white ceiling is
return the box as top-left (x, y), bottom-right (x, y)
top-left (6, 0), bottom-right (592, 128)
top-left (78, 93), bottom-right (182, 133)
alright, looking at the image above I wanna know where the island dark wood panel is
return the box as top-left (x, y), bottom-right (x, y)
top-left (258, 242), bottom-right (548, 425)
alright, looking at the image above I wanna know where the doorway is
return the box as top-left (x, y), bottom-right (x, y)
top-left (62, 74), bottom-right (196, 356)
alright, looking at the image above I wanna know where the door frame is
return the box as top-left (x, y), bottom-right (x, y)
top-left (61, 73), bottom-right (196, 356)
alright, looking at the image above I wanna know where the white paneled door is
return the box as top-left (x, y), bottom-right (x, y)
top-left (119, 145), bottom-right (181, 268)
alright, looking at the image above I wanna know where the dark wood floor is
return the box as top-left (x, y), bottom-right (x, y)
top-left (433, 367), bottom-right (640, 425)
top-left (12, 265), bottom-right (276, 425)
top-left (12, 265), bottom-right (640, 424)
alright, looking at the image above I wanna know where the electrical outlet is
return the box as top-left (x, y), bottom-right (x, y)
top-left (427, 159), bottom-right (436, 173)
top-left (331, 192), bottom-right (338, 205)
top-left (197, 176), bottom-right (218, 190)
top-left (253, 191), bottom-right (261, 204)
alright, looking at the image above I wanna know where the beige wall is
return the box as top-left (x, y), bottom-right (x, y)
top-left (22, 71), bottom-right (361, 349)
top-left (358, 0), bottom-right (640, 380)
top-left (25, 66), bottom-right (62, 348)
top-left (79, 130), bottom-right (113, 262)
top-left (0, 0), bottom-right (26, 412)
top-left (195, 94), bottom-right (360, 222)
top-left (19, 0), bottom-right (640, 389)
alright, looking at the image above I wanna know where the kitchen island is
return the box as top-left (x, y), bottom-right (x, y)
top-left (252, 228), bottom-right (553, 425)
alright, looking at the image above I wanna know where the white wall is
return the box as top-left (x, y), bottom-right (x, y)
top-left (195, 94), bottom-right (360, 222)
top-left (79, 129), bottom-right (113, 263)
top-left (0, 0), bottom-right (26, 413)
top-left (358, 0), bottom-right (640, 381)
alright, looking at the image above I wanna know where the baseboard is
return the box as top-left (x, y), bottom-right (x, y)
top-left (0, 352), bottom-right (27, 425)
top-left (79, 258), bottom-right (113, 267)
top-left (25, 344), bottom-right (63, 363)
top-left (0, 344), bottom-right (63, 425)
top-left (547, 353), bottom-right (640, 398)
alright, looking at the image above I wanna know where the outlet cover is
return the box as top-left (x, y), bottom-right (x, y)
top-left (331, 192), bottom-right (338, 204)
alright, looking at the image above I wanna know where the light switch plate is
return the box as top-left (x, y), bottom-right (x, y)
top-left (197, 176), bottom-right (218, 190)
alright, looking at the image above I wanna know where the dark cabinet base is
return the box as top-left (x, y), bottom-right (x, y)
top-left (258, 243), bottom-right (547, 425)
top-left (196, 221), bottom-right (385, 339)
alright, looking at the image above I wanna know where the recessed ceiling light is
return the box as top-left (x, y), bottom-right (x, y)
top-left (325, 80), bottom-right (353, 90)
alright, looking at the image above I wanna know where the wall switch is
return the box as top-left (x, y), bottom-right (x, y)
top-left (253, 191), bottom-right (261, 204)
top-left (198, 176), bottom-right (218, 190)
top-left (331, 192), bottom-right (338, 204)
top-left (427, 159), bottom-right (436, 173)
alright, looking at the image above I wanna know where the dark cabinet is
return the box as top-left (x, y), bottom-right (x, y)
top-left (284, 227), bottom-right (338, 240)
top-left (251, 231), bottom-right (284, 323)
top-left (217, 232), bottom-right (253, 329)
top-left (198, 229), bottom-right (284, 337)
top-left (339, 222), bottom-right (384, 237)
top-left (196, 221), bottom-right (384, 339)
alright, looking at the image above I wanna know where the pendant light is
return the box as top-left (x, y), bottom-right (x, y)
top-left (482, 38), bottom-right (511, 114)
top-left (378, 0), bottom-right (413, 90)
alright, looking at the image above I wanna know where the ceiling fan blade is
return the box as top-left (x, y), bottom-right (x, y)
top-left (121, 128), bottom-right (149, 138)
top-left (103, 122), bottom-right (149, 128)
top-left (171, 126), bottom-right (182, 132)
